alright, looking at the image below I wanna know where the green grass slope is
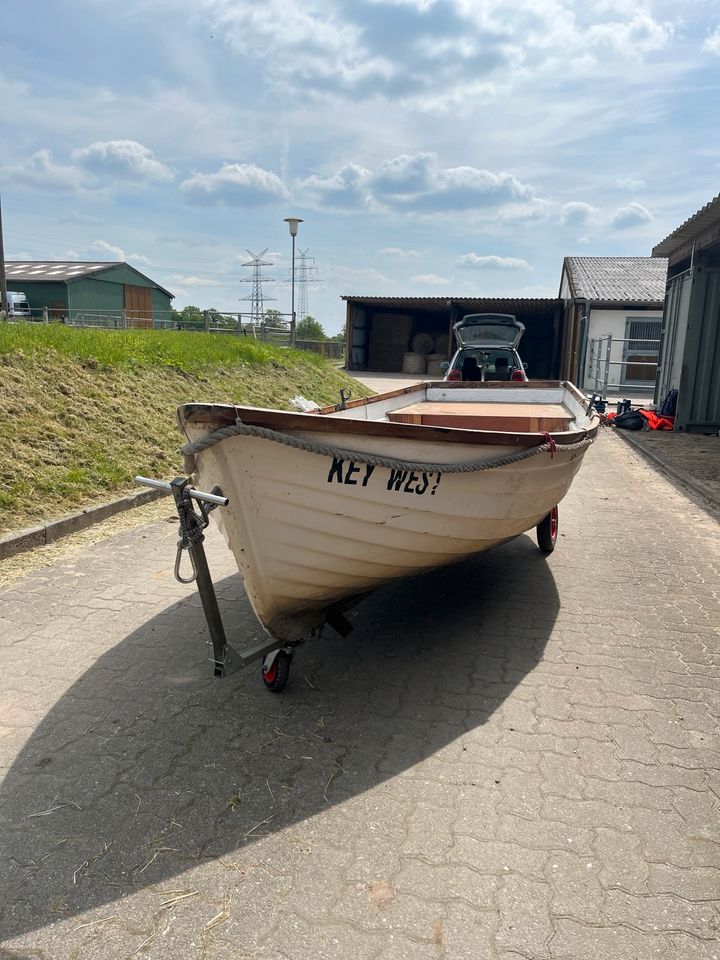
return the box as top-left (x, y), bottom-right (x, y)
top-left (0, 324), bottom-right (370, 534)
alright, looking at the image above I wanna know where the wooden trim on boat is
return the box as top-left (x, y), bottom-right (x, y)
top-left (179, 397), bottom-right (599, 448)
top-left (319, 382), bottom-right (427, 413)
top-left (315, 380), bottom-right (575, 416)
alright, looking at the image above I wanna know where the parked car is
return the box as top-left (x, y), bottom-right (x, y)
top-left (443, 313), bottom-right (528, 382)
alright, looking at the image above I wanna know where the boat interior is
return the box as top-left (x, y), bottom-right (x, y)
top-left (321, 381), bottom-right (591, 434)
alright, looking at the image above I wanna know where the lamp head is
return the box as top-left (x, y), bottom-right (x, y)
top-left (284, 216), bottom-right (303, 237)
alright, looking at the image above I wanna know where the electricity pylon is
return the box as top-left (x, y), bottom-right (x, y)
top-left (295, 248), bottom-right (320, 323)
top-left (240, 249), bottom-right (275, 324)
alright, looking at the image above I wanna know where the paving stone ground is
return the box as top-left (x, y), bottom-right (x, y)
top-left (1, 431), bottom-right (719, 960)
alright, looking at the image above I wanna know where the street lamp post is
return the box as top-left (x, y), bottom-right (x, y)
top-left (284, 217), bottom-right (303, 348)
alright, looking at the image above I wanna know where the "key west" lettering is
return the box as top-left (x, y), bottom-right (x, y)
top-left (327, 458), bottom-right (442, 496)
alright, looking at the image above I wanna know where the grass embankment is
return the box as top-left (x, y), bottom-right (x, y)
top-left (0, 324), bottom-right (370, 535)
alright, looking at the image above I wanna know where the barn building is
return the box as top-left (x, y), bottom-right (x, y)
top-left (558, 257), bottom-right (668, 395)
top-left (342, 296), bottom-right (565, 380)
top-left (4, 261), bottom-right (174, 326)
top-left (652, 194), bottom-right (720, 433)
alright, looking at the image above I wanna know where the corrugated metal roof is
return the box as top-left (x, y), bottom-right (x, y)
top-left (4, 261), bottom-right (174, 298)
top-left (342, 295), bottom-right (561, 312)
top-left (5, 261), bottom-right (115, 281)
top-left (563, 256), bottom-right (667, 303)
top-left (652, 193), bottom-right (720, 257)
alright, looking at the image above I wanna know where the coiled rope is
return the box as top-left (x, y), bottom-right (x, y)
top-left (181, 419), bottom-right (595, 475)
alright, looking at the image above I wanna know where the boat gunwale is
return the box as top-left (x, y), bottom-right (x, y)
top-left (179, 381), bottom-right (600, 449)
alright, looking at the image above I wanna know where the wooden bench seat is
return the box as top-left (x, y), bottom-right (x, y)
top-left (387, 401), bottom-right (574, 433)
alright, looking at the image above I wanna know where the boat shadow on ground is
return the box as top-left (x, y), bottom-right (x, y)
top-left (1, 534), bottom-right (559, 940)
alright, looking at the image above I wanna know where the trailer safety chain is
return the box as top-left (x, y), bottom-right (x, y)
top-left (180, 418), bottom-right (595, 476)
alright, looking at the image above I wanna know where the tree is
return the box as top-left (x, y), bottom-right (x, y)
top-left (171, 305), bottom-right (204, 327)
top-left (295, 315), bottom-right (326, 341)
top-left (263, 308), bottom-right (286, 328)
top-left (206, 308), bottom-right (236, 329)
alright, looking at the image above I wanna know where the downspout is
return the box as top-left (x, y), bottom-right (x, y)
top-left (344, 300), bottom-right (351, 369)
top-left (577, 298), bottom-right (591, 390)
top-left (446, 299), bottom-right (455, 357)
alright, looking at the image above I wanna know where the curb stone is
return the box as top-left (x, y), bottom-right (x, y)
top-left (0, 488), bottom-right (167, 560)
top-left (613, 428), bottom-right (720, 513)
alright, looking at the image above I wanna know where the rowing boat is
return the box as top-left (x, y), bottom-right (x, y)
top-left (177, 380), bottom-right (599, 660)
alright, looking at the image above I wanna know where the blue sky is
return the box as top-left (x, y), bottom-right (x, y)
top-left (2, 0), bottom-right (719, 333)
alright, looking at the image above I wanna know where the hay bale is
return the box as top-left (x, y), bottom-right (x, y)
top-left (411, 333), bottom-right (434, 355)
top-left (434, 334), bottom-right (449, 355)
top-left (402, 352), bottom-right (427, 374)
top-left (426, 354), bottom-right (446, 377)
top-left (368, 314), bottom-right (413, 371)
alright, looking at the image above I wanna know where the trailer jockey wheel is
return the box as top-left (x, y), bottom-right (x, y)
top-left (262, 650), bottom-right (292, 692)
top-left (536, 505), bottom-right (559, 554)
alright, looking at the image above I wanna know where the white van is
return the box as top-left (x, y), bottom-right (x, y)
top-left (6, 291), bottom-right (32, 318)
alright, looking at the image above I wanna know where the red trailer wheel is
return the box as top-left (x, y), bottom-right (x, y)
top-left (262, 650), bottom-right (292, 692)
top-left (537, 505), bottom-right (558, 554)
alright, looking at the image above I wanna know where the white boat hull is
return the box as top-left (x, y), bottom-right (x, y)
top-left (183, 416), bottom-right (591, 642)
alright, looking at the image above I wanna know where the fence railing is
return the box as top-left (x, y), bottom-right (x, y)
top-left (2, 308), bottom-right (344, 359)
top-left (589, 335), bottom-right (660, 395)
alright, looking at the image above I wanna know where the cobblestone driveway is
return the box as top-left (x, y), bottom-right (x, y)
top-left (1, 432), bottom-right (719, 959)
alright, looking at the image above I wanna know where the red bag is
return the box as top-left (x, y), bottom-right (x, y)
top-left (638, 410), bottom-right (674, 431)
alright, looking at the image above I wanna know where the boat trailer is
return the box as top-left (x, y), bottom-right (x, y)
top-left (135, 463), bottom-right (559, 692)
top-left (134, 475), bottom-right (349, 692)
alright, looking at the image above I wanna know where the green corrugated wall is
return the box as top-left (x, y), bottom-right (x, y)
top-left (68, 277), bottom-right (124, 316)
top-left (91, 264), bottom-right (157, 287)
top-left (151, 288), bottom-right (173, 320)
top-left (9, 282), bottom-right (68, 315)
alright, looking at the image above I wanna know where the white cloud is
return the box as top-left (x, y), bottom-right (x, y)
top-left (298, 163), bottom-right (370, 209)
top-left (611, 201), bottom-right (653, 228)
top-left (200, 0), bottom-right (396, 96)
top-left (180, 163), bottom-right (289, 205)
top-left (296, 154), bottom-right (534, 215)
top-left (456, 253), bottom-right (531, 270)
top-left (72, 140), bottom-right (175, 182)
top-left (617, 176), bottom-right (646, 191)
top-left (410, 80), bottom-right (496, 115)
top-left (166, 274), bottom-right (219, 287)
top-left (703, 29), bottom-right (720, 54)
top-left (583, 11), bottom-right (671, 57)
top-left (1, 149), bottom-right (87, 192)
top-left (379, 247), bottom-right (421, 259)
top-left (498, 200), bottom-right (551, 223)
top-left (198, 0), bottom-right (672, 107)
top-left (410, 273), bottom-right (449, 285)
top-left (368, 153), bottom-right (533, 212)
top-left (60, 240), bottom-right (152, 265)
top-left (560, 201), bottom-right (595, 226)
top-left (90, 240), bottom-right (125, 260)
